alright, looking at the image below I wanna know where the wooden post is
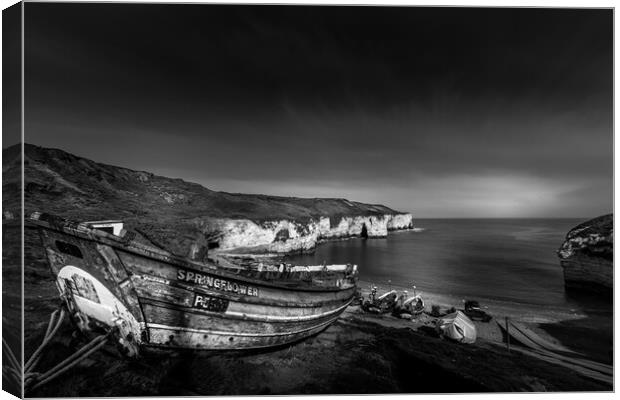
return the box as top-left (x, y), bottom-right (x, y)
top-left (505, 316), bottom-right (511, 353)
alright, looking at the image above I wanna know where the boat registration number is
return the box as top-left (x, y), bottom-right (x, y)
top-left (192, 294), bottom-right (229, 312)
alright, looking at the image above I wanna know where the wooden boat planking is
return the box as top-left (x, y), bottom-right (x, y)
top-left (28, 213), bottom-right (359, 353)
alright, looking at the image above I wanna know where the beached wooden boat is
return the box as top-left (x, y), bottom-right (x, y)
top-left (27, 212), bottom-right (358, 355)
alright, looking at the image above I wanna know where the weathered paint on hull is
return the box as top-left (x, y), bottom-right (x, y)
top-left (30, 216), bottom-right (358, 352)
top-left (145, 306), bottom-right (348, 350)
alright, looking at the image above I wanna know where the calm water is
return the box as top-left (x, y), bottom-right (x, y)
top-left (286, 219), bottom-right (611, 313)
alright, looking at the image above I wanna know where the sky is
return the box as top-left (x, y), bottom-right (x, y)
top-left (17, 4), bottom-right (613, 218)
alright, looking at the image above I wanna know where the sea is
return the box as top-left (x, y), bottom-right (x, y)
top-left (285, 219), bottom-right (613, 320)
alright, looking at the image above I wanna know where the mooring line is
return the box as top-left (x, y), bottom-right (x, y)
top-left (23, 307), bottom-right (111, 394)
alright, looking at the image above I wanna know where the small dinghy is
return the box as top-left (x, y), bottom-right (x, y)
top-left (403, 295), bottom-right (425, 315)
top-left (27, 212), bottom-right (359, 355)
top-left (362, 287), bottom-right (397, 313)
top-left (392, 291), bottom-right (425, 319)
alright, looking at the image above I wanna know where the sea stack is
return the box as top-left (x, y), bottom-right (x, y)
top-left (557, 214), bottom-right (613, 296)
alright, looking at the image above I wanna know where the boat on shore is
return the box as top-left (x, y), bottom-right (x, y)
top-left (27, 212), bottom-right (359, 355)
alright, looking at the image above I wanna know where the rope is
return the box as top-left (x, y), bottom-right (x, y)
top-left (27, 334), bottom-right (109, 392)
top-left (24, 309), bottom-right (65, 372)
top-left (2, 337), bottom-right (21, 372)
top-left (25, 310), bottom-right (60, 373)
top-left (4, 367), bottom-right (21, 385)
top-left (23, 307), bottom-right (111, 393)
top-left (29, 334), bottom-right (108, 382)
top-left (2, 336), bottom-right (22, 386)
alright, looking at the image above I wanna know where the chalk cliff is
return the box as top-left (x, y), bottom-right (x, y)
top-left (557, 214), bottom-right (613, 296)
top-left (7, 144), bottom-right (414, 257)
top-left (200, 213), bottom-right (414, 254)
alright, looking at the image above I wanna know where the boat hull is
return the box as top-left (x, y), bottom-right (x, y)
top-left (31, 216), bottom-right (357, 352)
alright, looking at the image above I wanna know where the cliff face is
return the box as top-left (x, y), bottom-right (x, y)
top-left (557, 214), bottom-right (613, 295)
top-left (7, 144), bottom-right (414, 257)
top-left (202, 213), bottom-right (414, 254)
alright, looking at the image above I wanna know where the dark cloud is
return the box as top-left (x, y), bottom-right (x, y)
top-left (24, 4), bottom-right (612, 217)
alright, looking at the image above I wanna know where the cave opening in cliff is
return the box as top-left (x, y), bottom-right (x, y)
top-left (361, 223), bottom-right (368, 239)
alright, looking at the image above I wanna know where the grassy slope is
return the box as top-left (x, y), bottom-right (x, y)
top-left (4, 144), bottom-right (404, 256)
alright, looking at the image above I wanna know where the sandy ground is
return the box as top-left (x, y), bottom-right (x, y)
top-left (6, 224), bottom-right (613, 396)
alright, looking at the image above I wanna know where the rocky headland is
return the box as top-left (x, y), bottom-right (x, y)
top-left (557, 214), bottom-right (613, 296)
top-left (4, 144), bottom-right (413, 257)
